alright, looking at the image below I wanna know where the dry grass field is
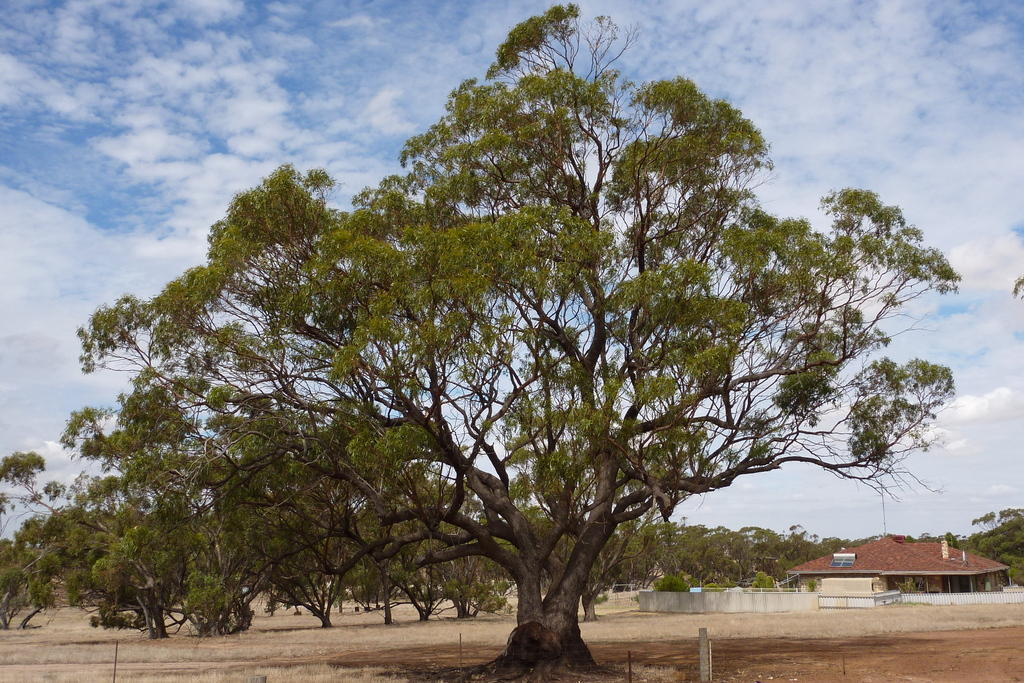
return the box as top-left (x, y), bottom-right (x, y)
top-left (0, 595), bottom-right (1020, 682)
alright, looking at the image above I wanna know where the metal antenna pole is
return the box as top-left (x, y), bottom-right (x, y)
top-left (881, 490), bottom-right (887, 536)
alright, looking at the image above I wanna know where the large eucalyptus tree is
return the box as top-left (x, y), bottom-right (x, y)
top-left (72, 5), bottom-right (957, 674)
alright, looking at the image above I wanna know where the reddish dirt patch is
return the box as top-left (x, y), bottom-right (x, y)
top-left (327, 626), bottom-right (1023, 682)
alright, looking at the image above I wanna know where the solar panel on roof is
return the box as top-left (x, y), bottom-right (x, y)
top-left (830, 552), bottom-right (856, 567)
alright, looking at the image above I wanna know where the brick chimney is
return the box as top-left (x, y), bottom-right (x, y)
top-left (941, 540), bottom-right (950, 560)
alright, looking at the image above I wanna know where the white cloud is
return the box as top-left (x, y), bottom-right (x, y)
top-left (173, 0), bottom-right (245, 26)
top-left (0, 186), bottom-right (118, 303)
top-left (331, 14), bottom-right (375, 29)
top-left (0, 0), bottom-right (1019, 542)
top-left (949, 234), bottom-right (1024, 292)
top-left (94, 128), bottom-right (208, 166)
top-left (933, 430), bottom-right (972, 456)
top-left (362, 89), bottom-right (416, 135)
top-left (0, 334), bottom-right (64, 369)
top-left (0, 53), bottom-right (41, 106)
top-left (944, 388), bottom-right (1024, 425)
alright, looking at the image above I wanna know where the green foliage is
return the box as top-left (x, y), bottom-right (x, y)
top-left (185, 571), bottom-right (254, 636)
top-left (0, 564), bottom-right (30, 629)
top-left (644, 522), bottom-right (853, 586)
top-left (653, 574), bottom-right (690, 592)
top-left (346, 559), bottom-right (388, 612)
top-left (966, 509), bottom-right (1023, 584)
top-left (441, 556), bottom-right (510, 619)
top-left (0, 455), bottom-right (63, 630)
top-left (488, 4), bottom-right (581, 79)
top-left (62, 6), bottom-right (958, 651)
top-left (1, 443), bottom-right (269, 638)
top-left (752, 571), bottom-right (775, 589)
top-left (0, 451), bottom-right (46, 489)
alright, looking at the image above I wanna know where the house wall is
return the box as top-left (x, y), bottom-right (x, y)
top-left (978, 572), bottom-right (1006, 591)
top-left (820, 577), bottom-right (875, 596)
top-left (800, 575), bottom-right (886, 592)
top-left (801, 572), bottom-right (1006, 594)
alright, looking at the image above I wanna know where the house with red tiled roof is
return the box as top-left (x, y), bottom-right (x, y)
top-left (788, 535), bottom-right (1010, 594)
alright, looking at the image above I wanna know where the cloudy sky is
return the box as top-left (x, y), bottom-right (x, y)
top-left (1, 0), bottom-right (1021, 541)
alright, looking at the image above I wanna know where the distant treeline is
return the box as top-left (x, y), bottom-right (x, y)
top-left (2, 450), bottom-right (1021, 636)
top-left (619, 508), bottom-right (1023, 590)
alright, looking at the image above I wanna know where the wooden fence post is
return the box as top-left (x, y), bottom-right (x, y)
top-left (699, 627), bottom-right (710, 682)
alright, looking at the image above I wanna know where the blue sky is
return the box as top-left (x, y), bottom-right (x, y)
top-left (1, 0), bottom-right (1022, 540)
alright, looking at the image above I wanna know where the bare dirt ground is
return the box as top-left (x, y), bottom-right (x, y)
top-left (344, 627), bottom-right (1023, 682)
top-left (1, 600), bottom-right (1021, 682)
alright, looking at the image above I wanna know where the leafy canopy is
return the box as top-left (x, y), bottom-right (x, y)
top-left (69, 5), bottom-right (957, 649)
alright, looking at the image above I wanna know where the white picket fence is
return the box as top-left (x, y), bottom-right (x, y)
top-left (895, 590), bottom-right (1023, 606)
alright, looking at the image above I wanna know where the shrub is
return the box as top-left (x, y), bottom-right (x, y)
top-left (653, 574), bottom-right (690, 592)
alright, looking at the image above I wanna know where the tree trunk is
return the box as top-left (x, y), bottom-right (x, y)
top-left (18, 606), bottom-right (43, 629)
top-left (454, 597), bottom-right (477, 619)
top-left (307, 600), bottom-right (332, 627)
top-left (139, 592), bottom-right (169, 639)
top-left (0, 589), bottom-right (12, 630)
top-left (492, 617), bottom-right (596, 678)
top-left (153, 609), bottom-right (168, 639)
top-left (581, 590), bottom-right (599, 622)
top-left (466, 458), bottom-right (620, 676)
top-left (379, 566), bottom-right (393, 625)
top-left (139, 596), bottom-right (157, 639)
top-left (485, 574), bottom-right (597, 677)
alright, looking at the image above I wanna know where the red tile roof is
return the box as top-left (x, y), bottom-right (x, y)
top-left (788, 537), bottom-right (1008, 576)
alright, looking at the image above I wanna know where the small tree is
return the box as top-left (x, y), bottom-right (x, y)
top-left (752, 571), bottom-right (775, 589)
top-left (0, 453), bottom-right (62, 630)
top-left (440, 555), bottom-right (509, 619)
top-left (0, 545), bottom-right (53, 630)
